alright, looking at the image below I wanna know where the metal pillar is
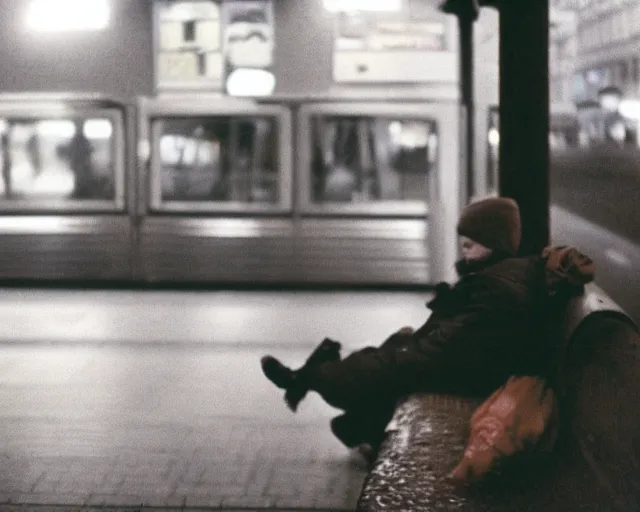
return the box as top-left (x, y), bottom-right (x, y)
top-left (441, 0), bottom-right (479, 200)
top-left (498, 0), bottom-right (550, 256)
top-left (459, 14), bottom-right (475, 199)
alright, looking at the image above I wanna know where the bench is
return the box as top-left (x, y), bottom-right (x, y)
top-left (357, 283), bottom-right (640, 511)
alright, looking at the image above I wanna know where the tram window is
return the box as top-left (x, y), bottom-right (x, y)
top-left (0, 117), bottom-right (115, 200)
top-left (310, 116), bottom-right (437, 203)
top-left (154, 116), bottom-right (279, 203)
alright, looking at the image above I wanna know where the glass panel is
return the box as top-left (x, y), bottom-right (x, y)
top-left (0, 117), bottom-right (115, 200)
top-left (547, 0), bottom-right (640, 324)
top-left (154, 116), bottom-right (279, 203)
top-left (309, 115), bottom-right (437, 204)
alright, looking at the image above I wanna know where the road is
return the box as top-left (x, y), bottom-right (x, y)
top-left (551, 205), bottom-right (640, 324)
top-left (551, 144), bottom-right (640, 323)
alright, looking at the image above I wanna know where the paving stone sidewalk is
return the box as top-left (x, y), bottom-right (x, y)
top-left (0, 508), bottom-right (356, 512)
top-left (0, 345), bottom-right (369, 511)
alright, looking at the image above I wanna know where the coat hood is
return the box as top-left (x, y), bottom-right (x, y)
top-left (541, 245), bottom-right (595, 294)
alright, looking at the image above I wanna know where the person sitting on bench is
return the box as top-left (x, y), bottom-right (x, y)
top-left (260, 197), bottom-right (588, 453)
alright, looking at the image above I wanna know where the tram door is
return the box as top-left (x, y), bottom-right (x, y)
top-left (0, 94), bottom-right (130, 281)
top-left (136, 96), bottom-right (294, 284)
top-left (298, 101), bottom-right (464, 285)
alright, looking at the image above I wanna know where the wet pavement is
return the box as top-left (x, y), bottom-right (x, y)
top-left (0, 290), bottom-right (430, 511)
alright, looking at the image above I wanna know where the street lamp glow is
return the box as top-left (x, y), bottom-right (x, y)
top-left (26, 0), bottom-right (110, 32)
top-left (226, 68), bottom-right (276, 97)
top-left (488, 128), bottom-right (500, 146)
top-left (84, 119), bottom-right (113, 139)
top-left (599, 93), bottom-right (621, 112)
top-left (37, 120), bottom-right (76, 138)
top-left (619, 99), bottom-right (640, 121)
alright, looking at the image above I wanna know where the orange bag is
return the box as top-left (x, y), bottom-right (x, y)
top-left (449, 376), bottom-right (559, 484)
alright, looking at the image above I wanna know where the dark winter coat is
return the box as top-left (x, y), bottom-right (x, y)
top-left (308, 253), bottom-right (564, 412)
top-left (407, 253), bottom-right (546, 396)
top-left (316, 247), bottom-right (595, 450)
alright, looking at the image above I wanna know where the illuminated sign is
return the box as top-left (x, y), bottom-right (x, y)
top-left (332, 4), bottom-right (454, 84)
top-left (222, 1), bottom-right (275, 96)
top-left (155, 0), bottom-right (223, 90)
top-left (154, 0), bottom-right (275, 94)
top-left (336, 12), bottom-right (447, 52)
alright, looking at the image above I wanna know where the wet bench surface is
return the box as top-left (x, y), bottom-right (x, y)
top-left (358, 314), bottom-right (640, 512)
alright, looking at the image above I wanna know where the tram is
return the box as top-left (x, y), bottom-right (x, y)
top-left (0, 0), bottom-right (469, 286)
top-left (0, 93), bottom-right (135, 281)
top-left (136, 95), bottom-right (461, 285)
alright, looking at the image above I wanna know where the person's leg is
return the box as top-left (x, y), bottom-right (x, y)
top-left (261, 337), bottom-right (342, 409)
top-left (304, 347), bottom-right (409, 411)
top-left (262, 331), bottom-right (427, 412)
top-left (330, 400), bottom-right (396, 450)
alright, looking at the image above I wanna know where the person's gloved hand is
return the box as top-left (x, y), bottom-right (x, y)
top-left (379, 326), bottom-right (415, 352)
top-left (427, 282), bottom-right (454, 311)
top-left (435, 282), bottom-right (453, 295)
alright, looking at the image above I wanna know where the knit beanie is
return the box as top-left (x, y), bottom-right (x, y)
top-left (457, 197), bottom-right (522, 256)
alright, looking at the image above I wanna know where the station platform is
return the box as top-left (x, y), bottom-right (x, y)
top-left (0, 289), bottom-right (431, 511)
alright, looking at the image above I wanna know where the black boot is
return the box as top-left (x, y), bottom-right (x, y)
top-left (306, 337), bottom-right (342, 365)
top-left (260, 356), bottom-right (307, 411)
top-left (331, 413), bottom-right (366, 448)
top-left (284, 338), bottom-right (342, 412)
top-left (262, 338), bottom-right (342, 412)
top-left (331, 410), bottom-right (389, 452)
top-left (261, 356), bottom-right (295, 389)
